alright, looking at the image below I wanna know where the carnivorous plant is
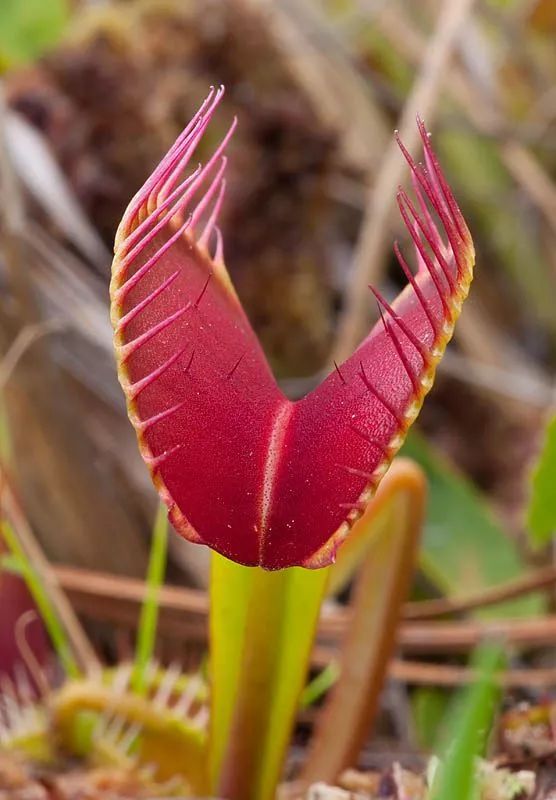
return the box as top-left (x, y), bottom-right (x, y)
top-left (110, 86), bottom-right (474, 570)
top-left (108, 86), bottom-right (475, 799)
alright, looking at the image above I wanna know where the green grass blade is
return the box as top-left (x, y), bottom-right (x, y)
top-left (432, 644), bottom-right (504, 800)
top-left (1, 520), bottom-right (79, 677)
top-left (0, 551), bottom-right (24, 574)
top-left (131, 502), bottom-right (168, 695)
top-left (527, 414), bottom-right (556, 547)
top-left (402, 432), bottom-right (545, 618)
top-left (0, 403), bottom-right (12, 463)
top-left (413, 687), bottom-right (450, 750)
top-left (300, 662), bottom-right (340, 709)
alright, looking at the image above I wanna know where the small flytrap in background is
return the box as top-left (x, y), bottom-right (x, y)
top-left (108, 87), bottom-right (476, 799)
top-left (0, 473), bottom-right (210, 795)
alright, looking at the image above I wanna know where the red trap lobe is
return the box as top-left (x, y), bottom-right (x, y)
top-left (110, 87), bottom-right (475, 569)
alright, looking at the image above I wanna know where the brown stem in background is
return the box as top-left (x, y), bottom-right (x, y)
top-left (300, 459), bottom-right (426, 785)
top-left (53, 564), bottom-right (556, 656)
top-left (332, 0), bottom-right (477, 364)
top-left (45, 560), bottom-right (556, 690)
top-left (315, 614), bottom-right (556, 654)
top-left (404, 564), bottom-right (556, 619)
top-left (389, 659), bottom-right (556, 689)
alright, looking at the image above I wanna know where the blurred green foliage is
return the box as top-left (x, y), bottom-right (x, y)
top-left (403, 432), bottom-right (545, 618)
top-left (437, 130), bottom-right (556, 333)
top-left (527, 414), bottom-right (556, 547)
top-left (431, 645), bottom-right (504, 800)
top-left (413, 686), bottom-right (450, 751)
top-left (0, 0), bottom-right (68, 69)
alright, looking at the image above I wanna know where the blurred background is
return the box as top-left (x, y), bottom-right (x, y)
top-left (0, 0), bottom-right (555, 704)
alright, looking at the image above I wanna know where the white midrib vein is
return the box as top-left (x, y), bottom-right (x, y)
top-left (258, 400), bottom-right (294, 561)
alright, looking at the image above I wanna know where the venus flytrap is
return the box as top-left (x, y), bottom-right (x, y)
top-left (110, 87), bottom-right (475, 798)
top-left (0, 471), bottom-right (210, 793)
top-left (110, 87), bottom-right (474, 570)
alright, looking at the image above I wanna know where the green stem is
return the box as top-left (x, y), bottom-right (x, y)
top-left (209, 555), bottom-right (328, 800)
top-left (131, 502), bottom-right (168, 695)
top-left (300, 662), bottom-right (340, 709)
